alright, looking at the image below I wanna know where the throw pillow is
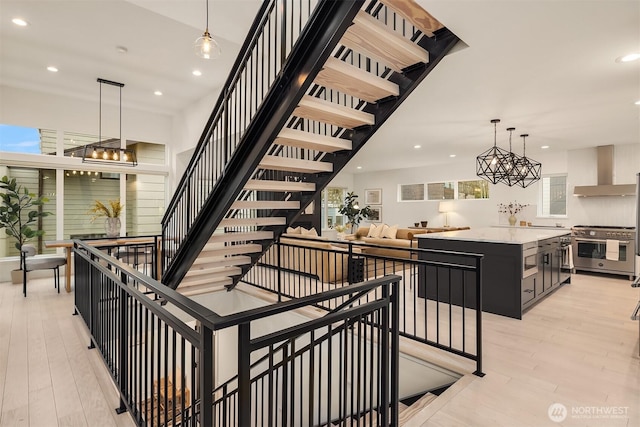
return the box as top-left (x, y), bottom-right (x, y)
top-left (286, 226), bottom-right (301, 234)
top-left (301, 227), bottom-right (319, 237)
top-left (367, 223), bottom-right (383, 238)
top-left (382, 224), bottom-right (399, 239)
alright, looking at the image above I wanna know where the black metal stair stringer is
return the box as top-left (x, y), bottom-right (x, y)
top-left (229, 28), bottom-right (462, 290)
top-left (163, 0), bottom-right (366, 289)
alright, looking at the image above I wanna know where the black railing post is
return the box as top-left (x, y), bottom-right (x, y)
top-left (88, 251), bottom-right (96, 349)
top-left (237, 322), bottom-right (252, 426)
top-left (280, 0), bottom-right (287, 66)
top-left (380, 279), bottom-right (390, 424)
top-left (390, 279), bottom-right (400, 426)
top-left (474, 256), bottom-right (485, 377)
top-left (116, 271), bottom-right (128, 414)
top-left (198, 321), bottom-right (214, 426)
top-left (277, 240), bottom-right (282, 302)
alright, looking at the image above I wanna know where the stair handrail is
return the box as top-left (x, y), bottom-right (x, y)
top-left (160, 0), bottom-right (367, 285)
top-left (162, 0), bottom-right (275, 223)
top-left (208, 286), bottom-right (377, 400)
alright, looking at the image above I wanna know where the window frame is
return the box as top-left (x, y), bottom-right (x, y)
top-left (537, 173), bottom-right (568, 218)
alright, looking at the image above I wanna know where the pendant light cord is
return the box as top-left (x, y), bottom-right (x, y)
top-left (206, 0), bottom-right (209, 32)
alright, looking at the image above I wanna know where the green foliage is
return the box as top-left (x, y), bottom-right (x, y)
top-left (0, 175), bottom-right (51, 251)
top-left (338, 191), bottom-right (372, 230)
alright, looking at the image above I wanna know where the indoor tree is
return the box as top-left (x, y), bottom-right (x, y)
top-left (338, 191), bottom-right (373, 233)
top-left (0, 175), bottom-right (51, 251)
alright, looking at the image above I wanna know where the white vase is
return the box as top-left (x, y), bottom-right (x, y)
top-left (105, 217), bottom-right (121, 238)
top-left (508, 215), bottom-right (517, 226)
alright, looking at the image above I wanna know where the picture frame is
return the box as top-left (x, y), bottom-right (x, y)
top-left (368, 206), bottom-right (382, 223)
top-left (364, 188), bottom-right (382, 205)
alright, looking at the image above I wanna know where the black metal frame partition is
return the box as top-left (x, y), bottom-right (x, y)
top-left (73, 240), bottom-right (402, 426)
top-left (242, 235), bottom-right (485, 376)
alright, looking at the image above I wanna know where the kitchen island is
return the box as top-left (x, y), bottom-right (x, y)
top-left (416, 227), bottom-right (571, 319)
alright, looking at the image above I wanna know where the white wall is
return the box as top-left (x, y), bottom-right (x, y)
top-left (0, 85), bottom-right (172, 145)
top-left (342, 144), bottom-right (639, 229)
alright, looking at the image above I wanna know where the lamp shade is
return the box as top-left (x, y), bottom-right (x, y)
top-left (439, 201), bottom-right (454, 213)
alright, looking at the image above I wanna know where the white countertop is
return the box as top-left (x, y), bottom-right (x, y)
top-left (416, 227), bottom-right (570, 245)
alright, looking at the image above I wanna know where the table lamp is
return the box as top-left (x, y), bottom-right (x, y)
top-left (439, 201), bottom-right (454, 227)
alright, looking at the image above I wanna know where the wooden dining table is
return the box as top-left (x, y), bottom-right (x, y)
top-left (45, 237), bottom-right (160, 293)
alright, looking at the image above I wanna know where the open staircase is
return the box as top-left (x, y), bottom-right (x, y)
top-left (161, 0), bottom-right (460, 295)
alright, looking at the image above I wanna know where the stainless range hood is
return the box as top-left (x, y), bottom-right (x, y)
top-left (573, 145), bottom-right (637, 197)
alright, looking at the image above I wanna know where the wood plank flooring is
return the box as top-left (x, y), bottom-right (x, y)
top-left (1, 272), bottom-right (638, 426)
top-left (0, 278), bottom-right (134, 427)
top-left (403, 272), bottom-right (640, 427)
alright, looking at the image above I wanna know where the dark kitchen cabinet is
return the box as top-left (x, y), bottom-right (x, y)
top-left (537, 237), bottom-right (565, 295)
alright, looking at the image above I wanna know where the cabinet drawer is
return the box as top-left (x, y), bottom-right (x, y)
top-left (522, 275), bottom-right (536, 305)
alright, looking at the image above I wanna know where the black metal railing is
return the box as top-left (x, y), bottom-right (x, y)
top-left (242, 235), bottom-right (485, 375)
top-left (79, 235), bottom-right (161, 280)
top-left (73, 240), bottom-right (401, 425)
top-left (160, 0), bottom-right (460, 290)
top-left (161, 0), bottom-right (329, 281)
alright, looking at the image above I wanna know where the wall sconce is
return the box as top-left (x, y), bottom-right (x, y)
top-left (439, 201), bottom-right (454, 227)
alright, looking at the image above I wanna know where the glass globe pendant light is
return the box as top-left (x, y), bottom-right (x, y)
top-left (195, 0), bottom-right (221, 59)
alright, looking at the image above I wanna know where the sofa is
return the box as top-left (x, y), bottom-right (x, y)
top-left (264, 228), bottom-right (356, 283)
top-left (344, 225), bottom-right (471, 259)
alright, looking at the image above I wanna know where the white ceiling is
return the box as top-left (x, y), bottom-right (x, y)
top-left (1, 0), bottom-right (639, 173)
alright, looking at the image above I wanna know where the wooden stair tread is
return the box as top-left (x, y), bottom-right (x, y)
top-left (231, 200), bottom-right (300, 210)
top-left (185, 266), bottom-right (242, 278)
top-left (380, 0), bottom-right (444, 37)
top-left (208, 230), bottom-right (273, 243)
top-left (275, 127), bottom-right (352, 153)
top-left (294, 95), bottom-right (375, 129)
top-left (259, 155), bottom-right (333, 174)
top-left (201, 243), bottom-right (263, 257)
top-left (179, 275), bottom-right (233, 288)
top-left (192, 255), bottom-right (252, 268)
top-left (315, 56), bottom-right (399, 103)
top-left (399, 392), bottom-right (437, 425)
top-left (220, 217), bottom-right (287, 227)
top-left (243, 179), bottom-right (315, 192)
top-left (342, 10), bottom-right (429, 73)
top-left (177, 280), bottom-right (232, 296)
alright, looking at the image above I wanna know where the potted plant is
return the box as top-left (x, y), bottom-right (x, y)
top-left (89, 199), bottom-right (123, 237)
top-left (0, 175), bottom-right (51, 284)
top-left (338, 192), bottom-right (373, 234)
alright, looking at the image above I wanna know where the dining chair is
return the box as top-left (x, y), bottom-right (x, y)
top-left (20, 244), bottom-right (67, 297)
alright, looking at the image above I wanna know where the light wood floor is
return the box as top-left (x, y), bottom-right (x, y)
top-left (0, 277), bottom-right (135, 427)
top-left (405, 272), bottom-right (640, 427)
top-left (1, 273), bottom-right (638, 426)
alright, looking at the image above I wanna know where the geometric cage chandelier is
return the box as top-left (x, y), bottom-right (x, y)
top-left (476, 119), bottom-right (541, 187)
top-left (476, 119), bottom-right (513, 185)
top-left (513, 133), bottom-right (541, 188)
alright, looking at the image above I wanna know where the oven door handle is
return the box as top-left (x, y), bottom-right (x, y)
top-left (573, 238), bottom-right (631, 244)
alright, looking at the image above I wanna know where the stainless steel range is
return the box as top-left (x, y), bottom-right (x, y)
top-left (571, 225), bottom-right (636, 279)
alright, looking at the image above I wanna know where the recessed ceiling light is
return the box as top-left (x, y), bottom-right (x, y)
top-left (449, 154), bottom-right (456, 158)
top-left (617, 53), bottom-right (640, 63)
top-left (47, 66), bottom-right (58, 72)
top-left (12, 18), bottom-right (28, 26)
top-left (413, 145), bottom-right (421, 149)
top-left (635, 100), bottom-right (640, 105)
top-left (154, 90), bottom-right (163, 96)
top-left (356, 166), bottom-right (362, 170)
top-left (192, 70), bottom-right (202, 76)
top-left (115, 46), bottom-right (128, 54)
top-left (541, 145), bottom-right (549, 149)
